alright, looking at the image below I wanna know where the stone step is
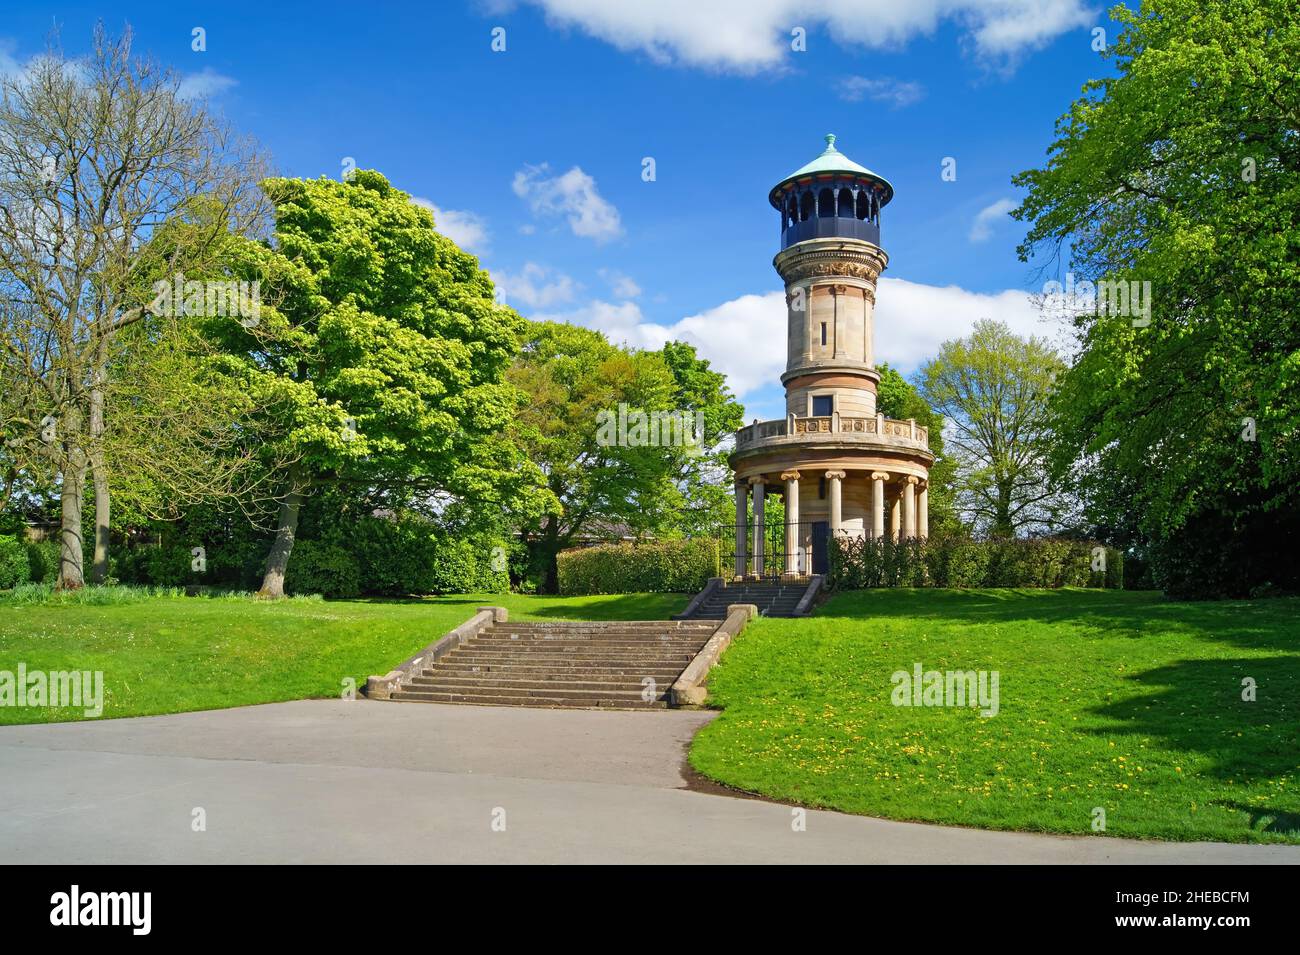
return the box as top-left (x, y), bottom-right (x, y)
top-left (461, 645), bottom-right (706, 656)
top-left (389, 691), bottom-right (669, 709)
top-left (446, 643), bottom-right (704, 656)
top-left (698, 605), bottom-right (797, 614)
top-left (409, 674), bottom-right (670, 692)
top-left (390, 687), bottom-right (668, 707)
top-left (426, 665), bottom-right (691, 680)
top-left (470, 639), bottom-right (712, 647)
top-left (476, 633), bottom-right (706, 641)
top-left (446, 655), bottom-right (698, 670)
top-left (484, 622), bottom-right (713, 632)
top-left (452, 637), bottom-right (703, 649)
top-left (383, 617), bottom-right (715, 710)
top-left (702, 596), bottom-right (800, 604)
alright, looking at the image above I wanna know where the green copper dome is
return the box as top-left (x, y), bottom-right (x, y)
top-left (770, 134), bottom-right (894, 208)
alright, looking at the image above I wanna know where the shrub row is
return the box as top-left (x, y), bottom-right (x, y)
top-left (283, 524), bottom-right (511, 598)
top-left (828, 533), bottom-right (1123, 590)
top-left (557, 538), bottom-right (719, 595)
top-left (109, 517), bottom-right (511, 598)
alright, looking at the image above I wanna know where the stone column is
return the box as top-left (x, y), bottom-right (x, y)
top-left (825, 470), bottom-right (845, 539)
top-left (870, 471), bottom-right (888, 539)
top-left (919, 482), bottom-right (929, 539)
top-left (889, 487), bottom-right (901, 541)
top-left (750, 477), bottom-right (765, 578)
top-left (734, 480), bottom-right (748, 578)
top-left (903, 476), bottom-right (918, 539)
top-left (781, 470), bottom-right (801, 578)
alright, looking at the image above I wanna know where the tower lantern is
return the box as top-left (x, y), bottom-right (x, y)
top-left (729, 134), bottom-right (933, 580)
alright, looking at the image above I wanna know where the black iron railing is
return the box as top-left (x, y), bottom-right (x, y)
top-left (715, 521), bottom-right (834, 579)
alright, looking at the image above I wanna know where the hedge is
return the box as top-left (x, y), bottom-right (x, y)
top-left (0, 536), bottom-right (31, 589)
top-left (557, 538), bottom-right (718, 595)
top-left (829, 533), bottom-right (1123, 590)
top-left (285, 540), bottom-right (361, 598)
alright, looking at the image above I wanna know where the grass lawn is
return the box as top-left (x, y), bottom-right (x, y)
top-left (0, 590), bottom-right (687, 725)
top-left (690, 588), bottom-right (1300, 844)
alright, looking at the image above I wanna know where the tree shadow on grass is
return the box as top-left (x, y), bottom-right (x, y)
top-left (1213, 801), bottom-right (1300, 836)
top-left (520, 593), bottom-right (690, 621)
top-left (339, 592), bottom-right (690, 619)
top-left (819, 589), bottom-right (1299, 654)
top-left (1085, 656), bottom-right (1300, 785)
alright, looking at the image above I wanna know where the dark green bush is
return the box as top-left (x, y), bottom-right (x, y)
top-left (285, 540), bottom-right (360, 598)
top-left (1105, 547), bottom-right (1124, 590)
top-left (25, 538), bottom-right (61, 584)
top-left (426, 533), bottom-right (511, 594)
top-left (346, 516), bottom-right (439, 595)
top-left (558, 538), bottom-right (718, 595)
top-left (0, 535), bottom-right (31, 589)
top-left (1147, 508), bottom-right (1300, 599)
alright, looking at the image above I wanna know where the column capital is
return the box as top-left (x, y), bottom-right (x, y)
top-left (824, 469), bottom-right (846, 481)
top-left (870, 470), bottom-right (890, 482)
top-left (748, 475), bottom-right (766, 486)
top-left (905, 475), bottom-right (920, 485)
top-left (780, 470), bottom-right (802, 482)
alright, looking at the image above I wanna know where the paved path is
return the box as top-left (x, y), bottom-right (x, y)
top-left (1, 700), bottom-right (1296, 864)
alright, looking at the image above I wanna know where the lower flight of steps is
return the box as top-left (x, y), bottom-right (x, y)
top-left (680, 579), bottom-right (814, 619)
top-left (388, 620), bottom-right (719, 709)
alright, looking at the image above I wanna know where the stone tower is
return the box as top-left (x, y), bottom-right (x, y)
top-left (728, 134), bottom-right (933, 579)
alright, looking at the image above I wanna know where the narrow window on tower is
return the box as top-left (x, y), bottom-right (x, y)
top-left (820, 322), bottom-right (827, 346)
top-left (819, 478), bottom-right (826, 499)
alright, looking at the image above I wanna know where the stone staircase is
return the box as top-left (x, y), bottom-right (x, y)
top-left (388, 620), bottom-right (718, 709)
top-left (679, 578), bottom-right (817, 619)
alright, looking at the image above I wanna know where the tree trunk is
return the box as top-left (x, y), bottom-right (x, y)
top-left (57, 460), bottom-right (86, 591)
top-left (259, 469), bottom-right (308, 598)
top-left (992, 478), bottom-right (1015, 538)
top-left (540, 514), bottom-right (560, 594)
top-left (90, 466), bottom-right (110, 583)
top-left (89, 338), bottom-right (110, 584)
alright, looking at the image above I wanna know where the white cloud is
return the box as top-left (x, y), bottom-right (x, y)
top-left (836, 76), bottom-right (925, 108)
top-left (538, 292), bottom-right (787, 400)
top-left (599, 268), bottom-right (641, 298)
top-left (512, 163), bottom-right (623, 242)
top-left (508, 1), bottom-right (1096, 74)
top-left (177, 67), bottom-right (238, 100)
top-left (411, 197), bottom-right (490, 253)
top-left (873, 276), bottom-right (1061, 369)
top-left (494, 262), bottom-right (579, 308)
top-left (534, 278), bottom-right (1065, 406)
top-left (969, 197), bottom-right (1017, 242)
top-left (0, 39), bottom-right (22, 78)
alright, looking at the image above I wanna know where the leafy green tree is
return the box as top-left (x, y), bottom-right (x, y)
top-left (207, 170), bottom-right (525, 597)
top-left (916, 320), bottom-right (1067, 537)
top-left (659, 341), bottom-right (744, 535)
top-left (1013, 0), bottom-right (1300, 594)
top-left (508, 321), bottom-right (688, 591)
top-left (875, 363), bottom-right (960, 534)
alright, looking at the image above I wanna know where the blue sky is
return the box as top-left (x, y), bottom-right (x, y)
top-left (3, 1), bottom-right (1118, 420)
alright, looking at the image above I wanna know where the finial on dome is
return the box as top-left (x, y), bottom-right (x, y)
top-left (824, 133), bottom-right (837, 150)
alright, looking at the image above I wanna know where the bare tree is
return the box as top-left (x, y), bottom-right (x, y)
top-left (0, 25), bottom-right (268, 587)
top-left (916, 319), bottom-right (1071, 537)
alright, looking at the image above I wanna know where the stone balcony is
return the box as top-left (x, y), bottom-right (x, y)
top-left (733, 413), bottom-right (930, 455)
